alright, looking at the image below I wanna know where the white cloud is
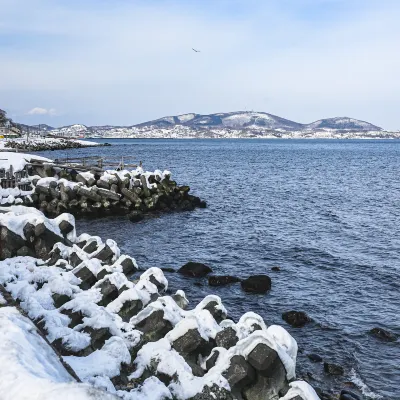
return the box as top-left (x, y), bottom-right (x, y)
top-left (1, 0), bottom-right (400, 129)
top-left (27, 107), bottom-right (57, 116)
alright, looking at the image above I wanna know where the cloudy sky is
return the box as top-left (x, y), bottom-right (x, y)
top-left (1, 0), bottom-right (400, 129)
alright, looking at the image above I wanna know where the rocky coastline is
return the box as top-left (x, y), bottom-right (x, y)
top-left (0, 205), bottom-right (321, 400)
top-left (0, 153), bottom-right (369, 400)
top-left (0, 152), bottom-right (206, 219)
top-left (0, 137), bottom-right (108, 152)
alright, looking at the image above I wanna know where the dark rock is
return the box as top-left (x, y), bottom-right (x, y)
top-left (48, 247), bottom-right (63, 266)
top-left (82, 241), bottom-right (98, 254)
top-left (271, 266), bottom-right (281, 271)
top-left (189, 384), bottom-right (233, 400)
top-left (120, 257), bottom-right (137, 276)
top-left (340, 390), bottom-right (362, 400)
top-left (241, 275), bottom-right (271, 294)
top-left (149, 274), bottom-right (166, 292)
top-left (0, 226), bottom-right (26, 259)
top-left (16, 246), bottom-right (35, 257)
top-left (81, 326), bottom-right (112, 352)
top-left (23, 223), bottom-right (36, 243)
top-left (59, 220), bottom-right (74, 235)
top-left (208, 275), bottom-right (241, 286)
top-left (69, 252), bottom-right (83, 268)
top-left (244, 343), bottom-right (289, 400)
top-left (324, 362), bottom-right (344, 376)
top-left (135, 310), bottom-right (173, 342)
top-left (96, 268), bottom-right (111, 281)
top-left (74, 266), bottom-right (97, 290)
top-left (369, 327), bottom-right (397, 342)
top-left (95, 244), bottom-right (114, 263)
top-left (60, 308), bottom-right (84, 328)
top-left (52, 293), bottom-right (71, 308)
top-left (172, 293), bottom-right (188, 309)
top-left (128, 210), bottom-right (144, 223)
top-left (161, 267), bottom-right (176, 273)
top-left (178, 262), bottom-right (213, 277)
top-left (202, 300), bottom-right (227, 323)
top-left (206, 350), bottom-right (220, 370)
top-left (282, 311), bottom-right (311, 327)
top-left (223, 355), bottom-right (256, 390)
top-left (307, 353), bottom-right (323, 363)
top-left (247, 343), bottom-right (279, 373)
top-left (215, 327), bottom-right (239, 349)
top-left (96, 280), bottom-right (119, 306)
top-left (34, 222), bottom-right (46, 237)
top-left (172, 328), bottom-right (205, 357)
top-left (118, 299), bottom-right (143, 322)
top-left (198, 200), bottom-right (207, 208)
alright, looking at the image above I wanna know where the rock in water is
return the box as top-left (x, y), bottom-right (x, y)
top-left (208, 275), bottom-right (241, 286)
top-left (340, 390), bottom-right (362, 400)
top-left (282, 311), bottom-right (311, 327)
top-left (178, 262), bottom-right (213, 277)
top-left (128, 210), bottom-right (144, 223)
top-left (324, 362), bottom-right (344, 375)
top-left (241, 275), bottom-right (271, 293)
top-left (307, 353), bottom-right (323, 363)
top-left (369, 327), bottom-right (397, 342)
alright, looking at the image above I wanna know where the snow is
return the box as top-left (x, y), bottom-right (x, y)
top-left (64, 336), bottom-right (131, 381)
top-left (0, 306), bottom-right (118, 400)
top-left (0, 205), bottom-right (63, 239)
top-left (0, 152), bottom-right (52, 172)
top-left (0, 292), bottom-right (6, 305)
top-left (177, 113), bottom-right (196, 123)
top-left (279, 381), bottom-right (321, 400)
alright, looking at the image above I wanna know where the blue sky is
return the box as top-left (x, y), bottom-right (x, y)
top-left (1, 0), bottom-right (400, 129)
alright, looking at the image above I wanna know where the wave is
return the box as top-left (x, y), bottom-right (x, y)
top-left (350, 368), bottom-right (383, 399)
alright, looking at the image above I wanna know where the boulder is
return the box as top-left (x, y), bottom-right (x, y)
top-left (172, 328), bottom-right (205, 357)
top-left (340, 390), bottom-right (362, 400)
top-left (178, 262), bottom-right (213, 278)
top-left (189, 384), bottom-right (233, 400)
top-left (202, 300), bottom-right (227, 323)
top-left (118, 299), bottom-right (143, 322)
top-left (73, 266), bottom-right (97, 290)
top-left (307, 353), bottom-right (323, 363)
top-left (208, 275), bottom-right (241, 286)
top-left (16, 246), bottom-right (36, 258)
top-left (223, 355), bottom-right (256, 390)
top-left (271, 266), bottom-right (281, 272)
top-left (215, 327), bottom-right (239, 349)
top-left (82, 241), bottom-right (98, 254)
top-left (241, 275), bottom-right (271, 294)
top-left (128, 210), bottom-right (144, 223)
top-left (135, 310), bottom-right (173, 343)
top-left (282, 311), bottom-right (311, 328)
top-left (369, 327), bottom-right (397, 342)
top-left (0, 227), bottom-right (26, 259)
top-left (324, 362), bottom-right (344, 376)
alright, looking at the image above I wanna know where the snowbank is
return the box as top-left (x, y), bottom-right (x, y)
top-left (0, 151), bottom-right (52, 172)
top-left (0, 306), bottom-right (118, 400)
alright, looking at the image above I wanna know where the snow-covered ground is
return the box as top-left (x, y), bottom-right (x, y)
top-left (0, 307), bottom-right (118, 400)
top-left (0, 152), bottom-right (52, 171)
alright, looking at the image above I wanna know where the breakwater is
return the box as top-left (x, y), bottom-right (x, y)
top-left (0, 206), bottom-right (319, 400)
top-left (0, 153), bottom-right (206, 219)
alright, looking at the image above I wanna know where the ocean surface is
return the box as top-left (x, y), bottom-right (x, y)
top-left (38, 139), bottom-right (400, 399)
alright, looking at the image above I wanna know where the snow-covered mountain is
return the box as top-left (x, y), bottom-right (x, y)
top-left (305, 117), bottom-right (382, 131)
top-left (136, 112), bottom-right (305, 131)
top-left (26, 111), bottom-right (396, 139)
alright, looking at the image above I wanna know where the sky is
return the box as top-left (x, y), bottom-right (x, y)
top-left (1, 0), bottom-right (400, 130)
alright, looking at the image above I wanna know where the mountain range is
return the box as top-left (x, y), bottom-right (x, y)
top-left (23, 111), bottom-right (394, 139)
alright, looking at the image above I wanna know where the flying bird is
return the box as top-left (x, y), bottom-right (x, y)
top-left (192, 48), bottom-right (200, 53)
